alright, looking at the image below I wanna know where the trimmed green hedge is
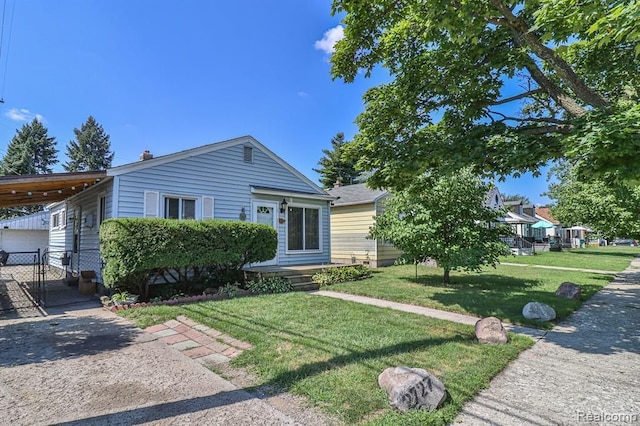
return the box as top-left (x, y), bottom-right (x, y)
top-left (100, 218), bottom-right (277, 289)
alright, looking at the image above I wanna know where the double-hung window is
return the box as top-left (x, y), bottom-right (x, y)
top-left (287, 206), bottom-right (320, 251)
top-left (164, 196), bottom-right (196, 220)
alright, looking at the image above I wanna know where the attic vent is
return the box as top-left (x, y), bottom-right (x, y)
top-left (243, 146), bottom-right (253, 163)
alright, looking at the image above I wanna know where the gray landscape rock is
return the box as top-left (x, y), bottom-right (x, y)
top-left (555, 282), bottom-right (581, 300)
top-left (522, 302), bottom-right (556, 321)
top-left (378, 366), bottom-right (447, 412)
top-left (475, 317), bottom-right (509, 344)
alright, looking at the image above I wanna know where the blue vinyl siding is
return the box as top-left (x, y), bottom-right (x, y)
top-left (50, 140), bottom-right (330, 268)
top-left (114, 141), bottom-right (330, 265)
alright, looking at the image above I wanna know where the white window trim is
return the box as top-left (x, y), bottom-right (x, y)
top-left (51, 212), bottom-right (59, 230)
top-left (162, 193), bottom-right (199, 220)
top-left (97, 193), bottom-right (107, 227)
top-left (285, 203), bottom-right (323, 254)
top-left (144, 191), bottom-right (214, 220)
top-left (51, 209), bottom-right (67, 230)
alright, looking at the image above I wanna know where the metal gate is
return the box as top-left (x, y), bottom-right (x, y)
top-left (0, 249), bottom-right (43, 314)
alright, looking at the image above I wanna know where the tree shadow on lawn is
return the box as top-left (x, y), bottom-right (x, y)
top-left (407, 273), bottom-right (609, 329)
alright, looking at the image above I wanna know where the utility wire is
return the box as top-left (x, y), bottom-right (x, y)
top-left (0, 0), bottom-right (15, 102)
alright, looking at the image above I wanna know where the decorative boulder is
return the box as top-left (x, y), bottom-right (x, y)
top-left (378, 366), bottom-right (447, 412)
top-left (522, 302), bottom-right (556, 321)
top-left (475, 317), bottom-right (509, 344)
top-left (555, 282), bottom-right (581, 300)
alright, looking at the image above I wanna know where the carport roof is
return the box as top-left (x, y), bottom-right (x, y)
top-left (0, 171), bottom-right (107, 208)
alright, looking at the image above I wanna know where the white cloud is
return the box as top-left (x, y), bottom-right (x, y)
top-left (297, 91), bottom-right (309, 98)
top-left (314, 25), bottom-right (344, 55)
top-left (5, 108), bottom-right (45, 123)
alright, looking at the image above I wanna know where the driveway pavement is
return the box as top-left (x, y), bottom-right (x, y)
top-left (0, 302), bottom-right (332, 425)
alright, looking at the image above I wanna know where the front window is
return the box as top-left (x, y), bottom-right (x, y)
top-left (98, 196), bottom-right (106, 225)
top-left (164, 197), bottom-right (196, 219)
top-left (287, 206), bottom-right (320, 251)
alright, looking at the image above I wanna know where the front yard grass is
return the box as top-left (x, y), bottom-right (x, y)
top-left (121, 293), bottom-right (532, 425)
top-left (329, 264), bottom-right (615, 328)
top-left (500, 246), bottom-right (638, 271)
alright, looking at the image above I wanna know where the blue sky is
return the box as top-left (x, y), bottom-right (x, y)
top-left (0, 1), bottom-right (552, 204)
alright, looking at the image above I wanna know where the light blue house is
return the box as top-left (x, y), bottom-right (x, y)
top-left (48, 136), bottom-right (334, 280)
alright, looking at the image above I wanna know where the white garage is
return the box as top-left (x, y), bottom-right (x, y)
top-left (0, 211), bottom-right (50, 263)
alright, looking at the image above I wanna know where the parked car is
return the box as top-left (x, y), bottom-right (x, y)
top-left (612, 239), bottom-right (638, 246)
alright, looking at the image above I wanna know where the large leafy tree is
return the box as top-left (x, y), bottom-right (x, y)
top-left (370, 168), bottom-right (509, 283)
top-left (331, 0), bottom-right (640, 190)
top-left (546, 162), bottom-right (640, 239)
top-left (313, 132), bottom-right (361, 188)
top-left (64, 116), bottom-right (114, 171)
top-left (0, 119), bottom-right (58, 218)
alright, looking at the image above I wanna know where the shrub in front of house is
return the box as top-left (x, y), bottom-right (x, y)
top-left (100, 218), bottom-right (277, 293)
top-left (247, 276), bottom-right (292, 294)
top-left (312, 265), bottom-right (372, 287)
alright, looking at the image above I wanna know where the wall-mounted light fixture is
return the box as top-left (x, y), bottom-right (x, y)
top-left (239, 207), bottom-right (247, 221)
top-left (280, 198), bottom-right (288, 214)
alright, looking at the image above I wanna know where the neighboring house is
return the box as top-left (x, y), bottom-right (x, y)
top-left (534, 207), bottom-right (562, 242)
top-left (0, 211), bottom-right (50, 263)
top-left (326, 183), bottom-right (401, 267)
top-left (504, 200), bottom-right (538, 238)
top-left (327, 184), bottom-right (507, 267)
top-left (47, 136), bottom-right (334, 281)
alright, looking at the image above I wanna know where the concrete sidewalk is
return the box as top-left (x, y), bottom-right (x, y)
top-left (501, 262), bottom-right (619, 275)
top-left (455, 259), bottom-right (640, 425)
top-left (310, 290), bottom-right (546, 339)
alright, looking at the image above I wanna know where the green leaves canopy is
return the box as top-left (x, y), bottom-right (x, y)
top-left (331, 0), bottom-right (640, 190)
top-left (546, 163), bottom-right (640, 239)
top-left (370, 168), bottom-right (509, 283)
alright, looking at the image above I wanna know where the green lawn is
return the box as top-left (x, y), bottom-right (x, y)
top-left (330, 263), bottom-right (616, 328)
top-left (121, 293), bottom-right (532, 425)
top-left (500, 246), bottom-right (638, 271)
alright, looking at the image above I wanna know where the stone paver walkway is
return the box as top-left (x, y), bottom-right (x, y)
top-left (310, 290), bottom-right (545, 339)
top-left (145, 315), bottom-right (252, 367)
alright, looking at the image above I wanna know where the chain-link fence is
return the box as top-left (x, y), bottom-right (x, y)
top-left (43, 248), bottom-right (104, 284)
top-left (0, 250), bottom-right (43, 314)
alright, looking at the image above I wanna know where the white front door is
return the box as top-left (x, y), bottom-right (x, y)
top-left (252, 201), bottom-right (279, 266)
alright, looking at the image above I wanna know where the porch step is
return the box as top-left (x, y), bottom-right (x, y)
top-left (292, 281), bottom-right (319, 291)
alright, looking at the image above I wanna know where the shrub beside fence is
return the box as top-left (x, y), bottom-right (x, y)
top-left (100, 218), bottom-right (277, 295)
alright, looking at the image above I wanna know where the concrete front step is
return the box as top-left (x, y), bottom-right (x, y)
top-left (292, 281), bottom-right (319, 291)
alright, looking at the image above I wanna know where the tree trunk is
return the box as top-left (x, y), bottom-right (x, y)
top-left (443, 268), bottom-right (450, 284)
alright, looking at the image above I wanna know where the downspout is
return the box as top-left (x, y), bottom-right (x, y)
top-left (373, 199), bottom-right (378, 265)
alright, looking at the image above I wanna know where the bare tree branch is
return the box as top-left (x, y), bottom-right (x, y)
top-left (488, 0), bottom-right (609, 110)
top-left (519, 124), bottom-right (573, 135)
top-left (491, 89), bottom-right (544, 106)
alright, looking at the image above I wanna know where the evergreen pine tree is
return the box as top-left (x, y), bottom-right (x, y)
top-left (0, 119), bottom-right (58, 218)
top-left (313, 132), bottom-right (360, 188)
top-left (64, 116), bottom-right (114, 172)
top-left (0, 119), bottom-right (58, 176)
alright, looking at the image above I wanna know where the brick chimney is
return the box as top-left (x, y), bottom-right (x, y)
top-left (333, 178), bottom-right (343, 188)
top-left (140, 150), bottom-right (153, 161)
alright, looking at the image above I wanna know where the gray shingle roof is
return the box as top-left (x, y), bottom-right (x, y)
top-left (326, 183), bottom-right (388, 207)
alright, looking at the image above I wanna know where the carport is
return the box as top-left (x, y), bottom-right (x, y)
top-left (0, 171), bottom-right (106, 318)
